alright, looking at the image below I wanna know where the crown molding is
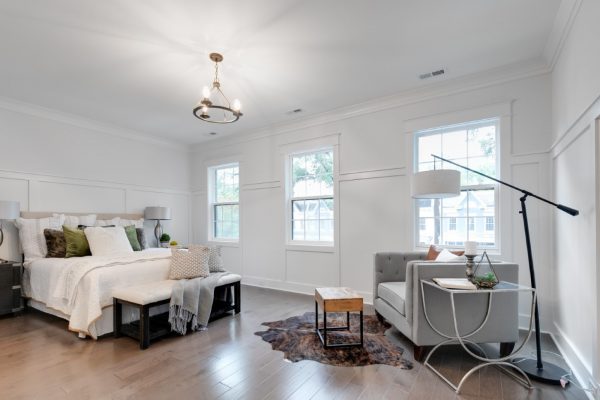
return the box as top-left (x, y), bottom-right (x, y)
top-left (543, 0), bottom-right (583, 70)
top-left (0, 96), bottom-right (189, 152)
top-left (193, 58), bottom-right (551, 154)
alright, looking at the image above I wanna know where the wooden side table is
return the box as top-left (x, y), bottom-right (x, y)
top-left (0, 261), bottom-right (23, 316)
top-left (315, 287), bottom-right (363, 348)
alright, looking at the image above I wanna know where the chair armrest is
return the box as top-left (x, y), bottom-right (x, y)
top-left (373, 252), bottom-right (427, 301)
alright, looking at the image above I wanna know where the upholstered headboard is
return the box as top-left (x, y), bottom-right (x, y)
top-left (20, 212), bottom-right (144, 220)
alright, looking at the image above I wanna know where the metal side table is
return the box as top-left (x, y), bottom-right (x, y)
top-left (420, 280), bottom-right (536, 394)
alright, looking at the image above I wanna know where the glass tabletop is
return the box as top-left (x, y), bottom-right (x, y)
top-left (422, 279), bottom-right (534, 294)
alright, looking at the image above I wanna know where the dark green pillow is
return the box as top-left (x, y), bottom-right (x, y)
top-left (63, 225), bottom-right (91, 258)
top-left (124, 225), bottom-right (142, 251)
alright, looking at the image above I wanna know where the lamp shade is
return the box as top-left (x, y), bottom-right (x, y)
top-left (411, 170), bottom-right (461, 199)
top-left (0, 201), bottom-right (20, 220)
top-left (144, 206), bottom-right (171, 220)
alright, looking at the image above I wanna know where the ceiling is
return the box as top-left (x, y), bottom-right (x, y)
top-left (0, 0), bottom-right (561, 144)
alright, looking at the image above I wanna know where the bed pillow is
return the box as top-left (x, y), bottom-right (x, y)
top-left (63, 225), bottom-right (91, 258)
top-left (84, 226), bottom-right (134, 257)
top-left (55, 214), bottom-right (97, 228)
top-left (43, 229), bottom-right (66, 258)
top-left (434, 248), bottom-right (466, 262)
top-left (95, 217), bottom-right (120, 227)
top-left (124, 225), bottom-right (142, 251)
top-left (118, 218), bottom-right (144, 229)
top-left (136, 228), bottom-right (148, 250)
top-left (169, 246), bottom-right (210, 280)
top-left (16, 215), bottom-right (65, 261)
top-left (425, 245), bottom-right (464, 260)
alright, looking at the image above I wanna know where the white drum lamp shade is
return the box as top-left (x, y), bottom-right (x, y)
top-left (0, 201), bottom-right (20, 220)
top-left (411, 169), bottom-right (461, 199)
top-left (144, 206), bottom-right (172, 220)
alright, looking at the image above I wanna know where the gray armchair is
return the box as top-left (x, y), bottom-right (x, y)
top-left (373, 252), bottom-right (519, 361)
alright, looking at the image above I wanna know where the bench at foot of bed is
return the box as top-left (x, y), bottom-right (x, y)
top-left (112, 274), bottom-right (241, 349)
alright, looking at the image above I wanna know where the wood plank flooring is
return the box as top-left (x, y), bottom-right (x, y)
top-left (0, 286), bottom-right (590, 399)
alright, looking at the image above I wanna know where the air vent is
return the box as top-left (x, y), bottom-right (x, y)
top-left (419, 69), bottom-right (445, 80)
top-left (208, 132), bottom-right (218, 136)
top-left (286, 108), bottom-right (303, 115)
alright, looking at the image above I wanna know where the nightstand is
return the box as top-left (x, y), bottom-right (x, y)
top-left (0, 261), bottom-right (23, 316)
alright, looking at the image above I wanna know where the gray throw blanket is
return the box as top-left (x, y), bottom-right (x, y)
top-left (168, 272), bottom-right (228, 335)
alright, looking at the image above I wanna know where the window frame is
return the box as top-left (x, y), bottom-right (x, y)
top-left (413, 118), bottom-right (500, 251)
top-left (208, 162), bottom-right (240, 243)
top-left (286, 147), bottom-right (335, 248)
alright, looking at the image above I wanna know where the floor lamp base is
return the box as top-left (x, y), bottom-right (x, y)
top-left (513, 358), bottom-right (569, 385)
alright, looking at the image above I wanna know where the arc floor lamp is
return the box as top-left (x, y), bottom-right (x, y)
top-left (412, 154), bottom-right (579, 385)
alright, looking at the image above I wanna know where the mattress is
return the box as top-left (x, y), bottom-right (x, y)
top-left (23, 249), bottom-right (172, 338)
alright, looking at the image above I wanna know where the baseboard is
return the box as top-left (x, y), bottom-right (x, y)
top-left (551, 323), bottom-right (599, 399)
top-left (241, 276), bottom-right (374, 305)
top-left (518, 313), bottom-right (553, 334)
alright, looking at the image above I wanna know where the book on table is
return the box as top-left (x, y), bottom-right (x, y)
top-left (432, 278), bottom-right (477, 290)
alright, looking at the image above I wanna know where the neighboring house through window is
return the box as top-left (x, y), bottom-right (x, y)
top-left (209, 163), bottom-right (239, 241)
top-left (414, 118), bottom-right (499, 249)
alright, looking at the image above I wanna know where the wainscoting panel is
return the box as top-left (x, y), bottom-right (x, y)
top-left (30, 180), bottom-right (126, 213)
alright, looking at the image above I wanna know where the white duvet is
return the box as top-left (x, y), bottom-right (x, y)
top-left (23, 249), bottom-right (172, 338)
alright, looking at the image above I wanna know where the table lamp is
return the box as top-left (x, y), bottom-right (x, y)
top-left (0, 201), bottom-right (20, 261)
top-left (144, 206), bottom-right (171, 247)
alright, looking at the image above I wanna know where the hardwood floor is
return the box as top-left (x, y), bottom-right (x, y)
top-left (0, 286), bottom-right (590, 399)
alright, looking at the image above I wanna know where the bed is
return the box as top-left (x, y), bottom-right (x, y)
top-left (20, 212), bottom-right (174, 339)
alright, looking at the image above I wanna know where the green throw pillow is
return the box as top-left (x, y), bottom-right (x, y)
top-left (63, 225), bottom-right (91, 258)
top-left (124, 225), bottom-right (142, 251)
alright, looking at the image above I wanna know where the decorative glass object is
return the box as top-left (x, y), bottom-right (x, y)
top-left (471, 251), bottom-right (499, 289)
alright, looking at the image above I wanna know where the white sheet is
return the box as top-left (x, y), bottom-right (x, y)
top-left (23, 249), bottom-right (172, 338)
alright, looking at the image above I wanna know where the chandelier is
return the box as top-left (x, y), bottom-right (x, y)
top-left (193, 53), bottom-right (242, 124)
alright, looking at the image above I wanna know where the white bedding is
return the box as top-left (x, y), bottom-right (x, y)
top-left (23, 249), bottom-right (172, 338)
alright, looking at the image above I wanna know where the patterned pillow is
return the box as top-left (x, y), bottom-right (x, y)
top-left (136, 228), bottom-right (148, 250)
top-left (169, 246), bottom-right (210, 280)
top-left (44, 229), bottom-right (66, 258)
top-left (16, 215), bottom-right (65, 261)
top-left (207, 246), bottom-right (225, 272)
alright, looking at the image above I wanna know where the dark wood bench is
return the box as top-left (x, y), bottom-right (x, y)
top-left (113, 275), bottom-right (241, 349)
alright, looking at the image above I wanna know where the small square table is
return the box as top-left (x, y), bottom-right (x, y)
top-left (314, 287), bottom-right (363, 348)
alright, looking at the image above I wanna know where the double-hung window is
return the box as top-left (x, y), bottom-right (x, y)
top-left (289, 149), bottom-right (334, 244)
top-left (415, 118), bottom-right (499, 249)
top-left (209, 163), bottom-right (239, 241)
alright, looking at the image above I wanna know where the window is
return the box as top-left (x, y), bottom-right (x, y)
top-left (289, 149), bottom-right (334, 243)
top-left (414, 118), bottom-right (498, 249)
top-left (419, 218), bottom-right (427, 231)
top-left (486, 216), bottom-right (494, 231)
top-left (209, 163), bottom-right (239, 240)
top-left (448, 217), bottom-right (457, 231)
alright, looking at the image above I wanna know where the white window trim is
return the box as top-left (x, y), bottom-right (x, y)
top-left (207, 162), bottom-right (240, 243)
top-left (412, 118), bottom-right (501, 252)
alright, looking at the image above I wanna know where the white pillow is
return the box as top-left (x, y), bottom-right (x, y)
top-left (54, 213), bottom-right (97, 228)
top-left (435, 249), bottom-right (466, 262)
top-left (16, 215), bottom-right (65, 261)
top-left (84, 226), bottom-right (133, 257)
top-left (95, 217), bottom-right (120, 227)
top-left (118, 218), bottom-right (144, 228)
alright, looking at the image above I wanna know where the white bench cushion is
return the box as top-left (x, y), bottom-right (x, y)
top-left (378, 281), bottom-right (406, 316)
top-left (112, 273), bottom-right (242, 305)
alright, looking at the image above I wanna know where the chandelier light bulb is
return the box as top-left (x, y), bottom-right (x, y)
top-left (202, 105), bottom-right (208, 113)
top-left (232, 99), bottom-right (241, 112)
top-left (202, 86), bottom-right (211, 99)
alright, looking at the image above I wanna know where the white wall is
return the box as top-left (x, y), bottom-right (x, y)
top-left (191, 71), bottom-right (554, 326)
top-left (0, 104), bottom-right (192, 262)
top-left (550, 0), bottom-right (600, 390)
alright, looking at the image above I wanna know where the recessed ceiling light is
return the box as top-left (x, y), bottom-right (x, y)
top-left (208, 131), bottom-right (218, 136)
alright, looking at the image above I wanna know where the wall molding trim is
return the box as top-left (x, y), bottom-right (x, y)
top-left (0, 95), bottom-right (188, 152)
top-left (543, 0), bottom-right (583, 71)
top-left (193, 60), bottom-right (550, 153)
top-left (339, 167), bottom-right (406, 182)
top-left (551, 94), bottom-right (600, 158)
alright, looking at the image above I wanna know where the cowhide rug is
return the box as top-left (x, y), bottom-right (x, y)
top-left (255, 312), bottom-right (413, 369)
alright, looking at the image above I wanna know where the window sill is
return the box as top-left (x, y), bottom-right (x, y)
top-left (286, 243), bottom-right (335, 253)
top-left (208, 240), bottom-right (240, 248)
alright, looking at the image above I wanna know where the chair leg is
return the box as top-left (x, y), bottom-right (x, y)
top-left (500, 342), bottom-right (515, 357)
top-left (413, 345), bottom-right (430, 362)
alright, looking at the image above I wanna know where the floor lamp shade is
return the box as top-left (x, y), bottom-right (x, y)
top-left (144, 206), bottom-right (171, 221)
top-left (0, 201), bottom-right (20, 220)
top-left (411, 170), bottom-right (461, 199)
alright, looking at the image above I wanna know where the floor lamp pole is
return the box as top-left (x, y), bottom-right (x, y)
top-left (430, 154), bottom-right (578, 385)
